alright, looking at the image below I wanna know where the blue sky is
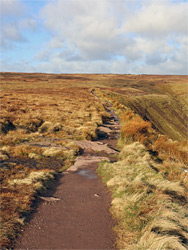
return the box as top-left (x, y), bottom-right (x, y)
top-left (0, 0), bottom-right (188, 74)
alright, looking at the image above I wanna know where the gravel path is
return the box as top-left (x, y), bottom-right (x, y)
top-left (15, 163), bottom-right (116, 249)
top-left (15, 101), bottom-right (120, 250)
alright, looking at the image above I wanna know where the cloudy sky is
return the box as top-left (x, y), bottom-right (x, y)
top-left (0, 0), bottom-right (188, 74)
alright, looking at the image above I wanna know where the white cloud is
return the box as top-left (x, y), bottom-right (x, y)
top-left (1, 0), bottom-right (188, 74)
top-left (19, 18), bottom-right (38, 31)
top-left (40, 0), bottom-right (123, 60)
top-left (0, 0), bottom-right (24, 47)
top-left (0, 0), bottom-right (25, 17)
top-left (0, 59), bottom-right (35, 73)
top-left (36, 0), bottom-right (188, 74)
top-left (47, 37), bottom-right (65, 49)
top-left (122, 0), bottom-right (188, 36)
top-left (0, 0), bottom-right (39, 49)
top-left (1, 23), bottom-right (25, 42)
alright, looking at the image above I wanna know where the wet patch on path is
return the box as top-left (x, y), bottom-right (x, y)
top-left (75, 168), bottom-right (98, 180)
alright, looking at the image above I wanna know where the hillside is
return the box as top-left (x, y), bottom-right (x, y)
top-left (1, 73), bottom-right (187, 141)
top-left (0, 72), bottom-right (188, 249)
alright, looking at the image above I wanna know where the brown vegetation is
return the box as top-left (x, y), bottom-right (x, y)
top-left (0, 72), bottom-right (187, 249)
top-left (154, 135), bottom-right (188, 164)
top-left (97, 88), bottom-right (188, 250)
top-left (98, 142), bottom-right (188, 250)
top-left (0, 74), bottom-right (111, 248)
top-left (121, 116), bottom-right (154, 147)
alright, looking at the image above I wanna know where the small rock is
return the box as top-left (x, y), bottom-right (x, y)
top-left (94, 194), bottom-right (100, 197)
top-left (39, 196), bottom-right (60, 202)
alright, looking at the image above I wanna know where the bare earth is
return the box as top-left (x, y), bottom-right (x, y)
top-left (15, 104), bottom-right (119, 250)
top-left (15, 162), bottom-right (116, 249)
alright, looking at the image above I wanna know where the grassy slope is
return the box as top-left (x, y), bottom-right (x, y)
top-left (96, 90), bottom-right (188, 249)
top-left (0, 73), bottom-right (187, 249)
top-left (98, 143), bottom-right (188, 250)
top-left (2, 73), bottom-right (187, 141)
top-left (105, 91), bottom-right (187, 141)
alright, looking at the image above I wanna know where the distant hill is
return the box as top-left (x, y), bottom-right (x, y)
top-left (1, 72), bottom-right (187, 141)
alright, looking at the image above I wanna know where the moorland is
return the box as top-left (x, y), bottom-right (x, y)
top-left (0, 72), bottom-right (188, 249)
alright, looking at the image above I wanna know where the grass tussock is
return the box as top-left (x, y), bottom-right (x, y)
top-left (98, 142), bottom-right (188, 250)
top-left (0, 83), bottom-right (110, 248)
top-left (0, 129), bottom-right (35, 146)
top-left (96, 89), bottom-right (188, 249)
top-left (1, 73), bottom-right (188, 249)
top-left (120, 109), bottom-right (134, 123)
top-left (154, 135), bottom-right (188, 164)
top-left (116, 106), bottom-right (188, 185)
top-left (11, 145), bottom-right (43, 158)
top-left (0, 87), bottom-right (108, 145)
top-left (0, 169), bottom-right (56, 249)
top-left (121, 116), bottom-right (154, 147)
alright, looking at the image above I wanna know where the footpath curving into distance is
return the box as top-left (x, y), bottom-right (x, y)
top-left (15, 103), bottom-right (120, 250)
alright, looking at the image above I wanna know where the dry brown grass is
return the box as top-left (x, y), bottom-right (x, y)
top-left (0, 85), bottom-right (107, 142)
top-left (96, 77), bottom-right (188, 141)
top-left (120, 109), bottom-right (134, 123)
top-left (0, 160), bottom-right (54, 249)
top-left (0, 75), bottom-right (111, 249)
top-left (120, 115), bottom-right (155, 149)
top-left (0, 87), bottom-right (108, 157)
top-left (111, 102), bottom-right (188, 188)
top-left (0, 169), bottom-right (56, 248)
top-left (11, 145), bottom-right (43, 158)
top-left (97, 88), bottom-right (188, 250)
top-left (154, 135), bottom-right (188, 164)
top-left (1, 73), bottom-right (187, 249)
top-left (98, 142), bottom-right (188, 250)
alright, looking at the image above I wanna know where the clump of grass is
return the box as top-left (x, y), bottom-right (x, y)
top-left (120, 109), bottom-right (134, 123)
top-left (0, 169), bottom-right (56, 249)
top-left (98, 142), bottom-right (188, 250)
top-left (120, 116), bottom-right (154, 148)
top-left (0, 129), bottom-right (34, 146)
top-left (115, 108), bottom-right (188, 189)
top-left (38, 121), bottom-right (63, 133)
top-left (77, 123), bottom-right (98, 140)
top-left (0, 149), bottom-right (9, 160)
top-left (8, 170), bottom-right (55, 186)
top-left (154, 135), bottom-right (188, 164)
top-left (42, 147), bottom-right (63, 158)
top-left (11, 145), bottom-right (43, 158)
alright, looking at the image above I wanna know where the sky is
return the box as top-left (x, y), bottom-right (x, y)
top-left (0, 0), bottom-right (188, 74)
